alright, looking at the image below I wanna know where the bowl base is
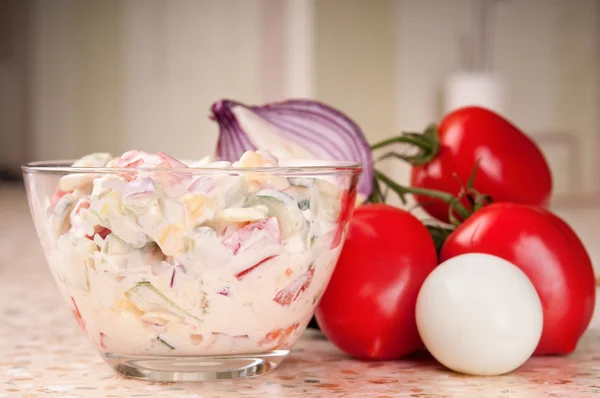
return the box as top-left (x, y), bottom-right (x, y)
top-left (102, 350), bottom-right (289, 382)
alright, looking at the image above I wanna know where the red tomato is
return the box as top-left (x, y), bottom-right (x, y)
top-left (411, 107), bottom-right (552, 223)
top-left (440, 203), bottom-right (596, 355)
top-left (315, 204), bottom-right (438, 360)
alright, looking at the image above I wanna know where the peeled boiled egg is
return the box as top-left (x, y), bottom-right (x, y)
top-left (416, 253), bottom-right (543, 376)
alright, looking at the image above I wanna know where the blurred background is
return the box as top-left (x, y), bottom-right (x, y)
top-left (1, 0), bottom-right (599, 272)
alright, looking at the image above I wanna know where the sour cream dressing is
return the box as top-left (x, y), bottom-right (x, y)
top-left (45, 150), bottom-right (348, 356)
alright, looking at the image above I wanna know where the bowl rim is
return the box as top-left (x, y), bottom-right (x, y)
top-left (22, 159), bottom-right (363, 176)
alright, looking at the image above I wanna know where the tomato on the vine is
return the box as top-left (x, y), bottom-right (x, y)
top-left (315, 204), bottom-right (438, 360)
top-left (440, 202), bottom-right (596, 355)
top-left (408, 107), bottom-right (553, 223)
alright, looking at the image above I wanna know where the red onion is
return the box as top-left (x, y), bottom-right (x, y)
top-left (125, 177), bottom-right (156, 197)
top-left (169, 264), bottom-right (186, 288)
top-left (210, 99), bottom-right (373, 199)
top-left (187, 176), bottom-right (218, 193)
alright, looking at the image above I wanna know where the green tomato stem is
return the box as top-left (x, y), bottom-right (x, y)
top-left (374, 169), bottom-right (471, 220)
top-left (370, 124), bottom-right (440, 166)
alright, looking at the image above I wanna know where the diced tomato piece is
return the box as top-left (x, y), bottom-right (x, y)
top-left (125, 158), bottom-right (144, 168)
top-left (261, 329), bottom-right (283, 345)
top-left (235, 255), bottom-right (279, 280)
top-left (157, 151), bottom-right (188, 168)
top-left (120, 149), bottom-right (141, 162)
top-left (97, 226), bottom-right (111, 239)
top-left (113, 151), bottom-right (189, 182)
top-left (155, 152), bottom-right (189, 186)
top-left (121, 160), bottom-right (143, 181)
top-left (223, 217), bottom-right (280, 255)
top-left (111, 150), bottom-right (145, 167)
top-left (274, 267), bottom-right (315, 306)
top-left (70, 297), bottom-right (86, 332)
top-left (113, 150), bottom-right (187, 170)
top-left (110, 151), bottom-right (145, 181)
top-left (258, 322), bottom-right (300, 348)
top-left (86, 225), bottom-right (111, 241)
top-left (98, 227), bottom-right (111, 239)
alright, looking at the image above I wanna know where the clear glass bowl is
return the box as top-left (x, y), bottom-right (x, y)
top-left (22, 160), bottom-right (361, 382)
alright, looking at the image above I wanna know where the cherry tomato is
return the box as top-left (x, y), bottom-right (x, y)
top-left (315, 204), bottom-right (438, 360)
top-left (440, 202), bottom-right (596, 355)
top-left (411, 106), bottom-right (552, 223)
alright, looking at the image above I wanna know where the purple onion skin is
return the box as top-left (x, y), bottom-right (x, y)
top-left (210, 99), bottom-right (373, 199)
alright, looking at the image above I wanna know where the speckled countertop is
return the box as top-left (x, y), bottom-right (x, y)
top-left (2, 184), bottom-right (600, 398)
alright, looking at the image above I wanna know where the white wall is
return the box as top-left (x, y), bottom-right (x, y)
top-left (0, 0), bottom-right (28, 170)
top-left (26, 0), bottom-right (600, 200)
top-left (29, 0), bottom-right (312, 161)
top-left (30, 0), bottom-right (125, 160)
top-left (122, 0), bottom-right (268, 158)
top-left (315, 0), bottom-right (397, 143)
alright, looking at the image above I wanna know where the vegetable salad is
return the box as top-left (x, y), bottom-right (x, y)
top-left (45, 150), bottom-right (353, 355)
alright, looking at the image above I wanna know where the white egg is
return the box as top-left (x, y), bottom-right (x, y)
top-left (416, 253), bottom-right (543, 376)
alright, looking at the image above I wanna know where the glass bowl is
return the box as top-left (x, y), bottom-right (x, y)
top-left (22, 160), bottom-right (361, 382)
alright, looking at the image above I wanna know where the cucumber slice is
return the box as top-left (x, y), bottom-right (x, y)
top-left (222, 176), bottom-right (249, 208)
top-left (246, 190), bottom-right (307, 240)
top-left (298, 199), bottom-right (310, 211)
top-left (286, 186), bottom-right (312, 210)
top-left (125, 282), bottom-right (201, 324)
top-left (49, 194), bottom-right (76, 238)
top-left (315, 179), bottom-right (344, 200)
top-left (56, 235), bottom-right (94, 291)
top-left (285, 179), bottom-right (313, 211)
top-left (288, 177), bottom-right (315, 188)
top-left (314, 179), bottom-right (344, 220)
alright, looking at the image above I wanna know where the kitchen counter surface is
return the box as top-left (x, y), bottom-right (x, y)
top-left (2, 183), bottom-right (600, 398)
